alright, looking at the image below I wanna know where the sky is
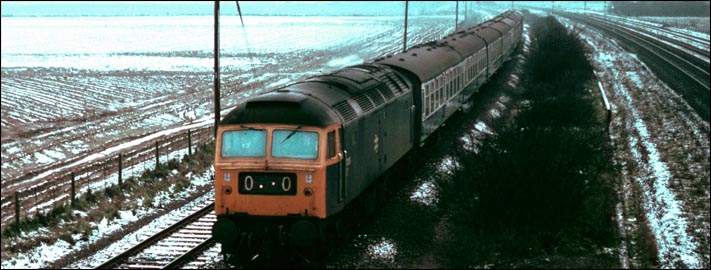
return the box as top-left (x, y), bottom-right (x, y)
top-left (0, 1), bottom-right (468, 17)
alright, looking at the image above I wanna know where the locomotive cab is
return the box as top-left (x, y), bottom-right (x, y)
top-left (212, 90), bottom-right (346, 258)
top-left (214, 123), bottom-right (342, 219)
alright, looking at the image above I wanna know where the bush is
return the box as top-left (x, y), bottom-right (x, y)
top-left (439, 16), bottom-right (616, 267)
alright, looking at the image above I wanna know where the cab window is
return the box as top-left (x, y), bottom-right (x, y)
top-left (272, 130), bottom-right (319, 159)
top-left (222, 129), bottom-right (266, 157)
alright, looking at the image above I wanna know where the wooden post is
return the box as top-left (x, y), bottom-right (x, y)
top-left (118, 153), bottom-right (123, 187)
top-left (15, 191), bottom-right (20, 230)
top-left (188, 129), bottom-right (192, 156)
top-left (155, 141), bottom-right (160, 169)
top-left (71, 172), bottom-right (76, 208)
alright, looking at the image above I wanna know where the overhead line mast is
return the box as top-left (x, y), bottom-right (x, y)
top-left (403, 1), bottom-right (408, 52)
top-left (214, 1), bottom-right (220, 137)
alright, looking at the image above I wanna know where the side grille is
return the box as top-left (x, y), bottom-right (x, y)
top-left (354, 93), bottom-right (374, 112)
top-left (333, 101), bottom-right (357, 122)
top-left (378, 85), bottom-right (395, 100)
top-left (366, 88), bottom-right (385, 107)
top-left (387, 73), bottom-right (409, 92)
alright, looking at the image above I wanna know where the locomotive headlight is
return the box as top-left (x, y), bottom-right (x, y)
top-left (224, 186), bottom-right (232, 195)
top-left (306, 174), bottom-right (313, 185)
top-left (303, 187), bottom-right (313, 197)
top-left (224, 172), bottom-right (231, 182)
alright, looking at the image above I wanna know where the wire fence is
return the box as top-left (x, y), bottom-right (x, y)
top-left (1, 126), bottom-right (214, 230)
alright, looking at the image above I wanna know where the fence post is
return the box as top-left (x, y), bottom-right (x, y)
top-left (15, 191), bottom-right (20, 231)
top-left (155, 141), bottom-right (160, 169)
top-left (71, 172), bottom-right (76, 208)
top-left (188, 129), bottom-right (192, 156)
top-left (118, 153), bottom-right (123, 187)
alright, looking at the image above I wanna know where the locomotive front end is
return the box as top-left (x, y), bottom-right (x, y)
top-left (215, 124), bottom-right (336, 218)
top-left (212, 91), bottom-right (343, 262)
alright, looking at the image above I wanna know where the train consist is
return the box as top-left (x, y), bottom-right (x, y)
top-left (212, 10), bottom-right (523, 264)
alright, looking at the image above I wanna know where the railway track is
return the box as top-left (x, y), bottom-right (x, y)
top-left (600, 14), bottom-right (710, 51)
top-left (563, 12), bottom-right (710, 122)
top-left (95, 202), bottom-right (216, 269)
top-left (591, 14), bottom-right (710, 60)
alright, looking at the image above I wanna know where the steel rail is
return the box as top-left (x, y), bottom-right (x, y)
top-left (600, 14), bottom-right (710, 47)
top-left (163, 237), bottom-right (216, 269)
top-left (568, 13), bottom-right (710, 91)
top-left (95, 202), bottom-right (215, 269)
top-left (593, 14), bottom-right (710, 60)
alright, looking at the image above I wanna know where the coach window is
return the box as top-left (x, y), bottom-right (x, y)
top-left (422, 84), bottom-right (432, 115)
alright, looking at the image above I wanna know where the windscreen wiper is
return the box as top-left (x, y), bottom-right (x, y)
top-left (281, 126), bottom-right (302, 144)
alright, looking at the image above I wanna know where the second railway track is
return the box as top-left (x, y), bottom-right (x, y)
top-left (563, 12), bottom-right (710, 122)
top-left (95, 202), bottom-right (216, 269)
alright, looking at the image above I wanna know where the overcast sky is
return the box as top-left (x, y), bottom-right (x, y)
top-left (0, 1), bottom-right (473, 17)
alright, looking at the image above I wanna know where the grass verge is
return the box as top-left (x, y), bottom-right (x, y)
top-left (1, 142), bottom-right (215, 262)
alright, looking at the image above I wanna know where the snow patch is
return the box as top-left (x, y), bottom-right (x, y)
top-left (436, 156), bottom-right (459, 175)
top-left (409, 179), bottom-right (438, 206)
top-left (367, 238), bottom-right (398, 262)
top-left (326, 54), bottom-right (363, 68)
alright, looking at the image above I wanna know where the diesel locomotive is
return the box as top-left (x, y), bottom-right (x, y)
top-left (212, 10), bottom-right (524, 264)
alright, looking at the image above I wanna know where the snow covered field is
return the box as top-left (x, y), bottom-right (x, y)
top-left (1, 14), bottom-right (464, 228)
top-left (0, 15), bottom-right (451, 181)
top-left (1, 8), bottom-right (496, 268)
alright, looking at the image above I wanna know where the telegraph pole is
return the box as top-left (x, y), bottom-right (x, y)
top-left (464, 1), bottom-right (467, 23)
top-left (455, 1), bottom-right (459, 31)
top-left (403, 1), bottom-right (408, 52)
top-left (213, 1), bottom-right (220, 137)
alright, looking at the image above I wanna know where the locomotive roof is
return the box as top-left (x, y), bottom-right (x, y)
top-left (306, 67), bottom-right (383, 95)
top-left (220, 90), bottom-right (341, 127)
top-left (221, 63), bottom-right (409, 126)
top-left (375, 44), bottom-right (462, 83)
